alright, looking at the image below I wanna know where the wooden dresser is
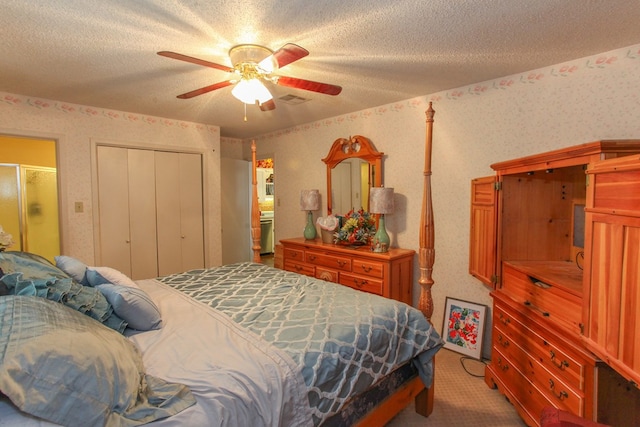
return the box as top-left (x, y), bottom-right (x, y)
top-left (279, 237), bottom-right (415, 305)
top-left (470, 141), bottom-right (640, 426)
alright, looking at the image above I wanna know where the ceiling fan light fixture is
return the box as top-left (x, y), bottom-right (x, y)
top-left (231, 78), bottom-right (273, 105)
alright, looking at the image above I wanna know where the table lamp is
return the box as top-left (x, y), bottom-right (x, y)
top-left (300, 189), bottom-right (320, 240)
top-left (369, 187), bottom-right (394, 252)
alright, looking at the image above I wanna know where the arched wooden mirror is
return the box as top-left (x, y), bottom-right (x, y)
top-left (322, 135), bottom-right (383, 215)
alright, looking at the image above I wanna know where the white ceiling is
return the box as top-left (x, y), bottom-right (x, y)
top-left (2, 0), bottom-right (640, 139)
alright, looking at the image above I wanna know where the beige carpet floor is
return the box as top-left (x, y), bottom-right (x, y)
top-left (387, 348), bottom-right (527, 426)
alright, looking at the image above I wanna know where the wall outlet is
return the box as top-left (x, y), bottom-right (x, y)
top-left (74, 202), bottom-right (83, 213)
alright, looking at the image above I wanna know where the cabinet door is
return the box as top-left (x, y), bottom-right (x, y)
top-left (469, 176), bottom-right (497, 287)
top-left (583, 155), bottom-right (640, 386)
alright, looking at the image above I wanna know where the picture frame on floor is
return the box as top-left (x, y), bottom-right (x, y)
top-left (442, 297), bottom-right (487, 360)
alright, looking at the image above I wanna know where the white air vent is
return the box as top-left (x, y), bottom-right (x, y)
top-left (278, 94), bottom-right (309, 105)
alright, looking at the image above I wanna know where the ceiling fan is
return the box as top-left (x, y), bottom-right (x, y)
top-left (158, 43), bottom-right (342, 111)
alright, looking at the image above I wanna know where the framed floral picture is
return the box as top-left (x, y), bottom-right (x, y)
top-left (442, 297), bottom-right (487, 360)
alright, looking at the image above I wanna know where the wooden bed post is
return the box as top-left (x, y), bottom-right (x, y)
top-left (415, 102), bottom-right (436, 418)
top-left (419, 102), bottom-right (435, 322)
top-left (251, 140), bottom-right (262, 263)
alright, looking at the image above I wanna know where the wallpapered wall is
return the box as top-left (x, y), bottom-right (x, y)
top-left (1, 42), bottom-right (639, 357)
top-left (0, 97), bottom-right (222, 266)
top-left (246, 43), bottom-right (640, 356)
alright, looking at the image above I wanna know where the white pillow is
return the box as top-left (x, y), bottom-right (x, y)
top-left (86, 266), bottom-right (139, 288)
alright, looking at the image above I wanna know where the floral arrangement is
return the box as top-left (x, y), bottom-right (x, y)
top-left (333, 208), bottom-right (376, 245)
top-left (0, 226), bottom-right (14, 251)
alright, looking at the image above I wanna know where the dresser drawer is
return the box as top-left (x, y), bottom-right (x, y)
top-left (339, 273), bottom-right (383, 295)
top-left (283, 247), bottom-right (305, 262)
top-left (284, 260), bottom-right (314, 277)
top-left (501, 263), bottom-right (581, 335)
top-left (494, 303), bottom-right (586, 391)
top-left (305, 250), bottom-right (352, 272)
top-left (491, 346), bottom-right (556, 424)
top-left (315, 267), bottom-right (339, 282)
top-left (352, 260), bottom-right (384, 279)
top-left (492, 324), bottom-right (583, 415)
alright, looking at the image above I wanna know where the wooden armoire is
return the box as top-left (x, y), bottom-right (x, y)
top-left (95, 145), bottom-right (205, 280)
top-left (469, 140), bottom-right (640, 426)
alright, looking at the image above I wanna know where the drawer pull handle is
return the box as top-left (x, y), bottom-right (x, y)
top-left (497, 357), bottom-right (509, 371)
top-left (549, 351), bottom-right (569, 370)
top-left (294, 265), bottom-right (304, 272)
top-left (530, 278), bottom-right (551, 289)
top-left (498, 313), bottom-right (510, 325)
top-left (361, 265), bottom-right (372, 272)
top-left (290, 252), bottom-right (298, 258)
top-left (497, 334), bottom-right (510, 348)
top-left (308, 255), bottom-right (316, 261)
top-left (336, 260), bottom-right (346, 267)
top-left (524, 300), bottom-right (550, 317)
top-left (548, 379), bottom-right (569, 400)
top-left (353, 278), bottom-right (368, 288)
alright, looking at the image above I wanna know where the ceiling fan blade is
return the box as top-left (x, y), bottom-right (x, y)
top-left (158, 51), bottom-right (234, 73)
top-left (177, 80), bottom-right (235, 99)
top-left (259, 99), bottom-right (276, 111)
top-left (271, 44), bottom-right (309, 68)
top-left (275, 76), bottom-right (342, 96)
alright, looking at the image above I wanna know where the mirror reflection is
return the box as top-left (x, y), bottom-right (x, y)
top-left (323, 135), bottom-right (383, 216)
top-left (330, 159), bottom-right (373, 214)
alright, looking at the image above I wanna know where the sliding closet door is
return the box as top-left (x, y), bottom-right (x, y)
top-left (127, 149), bottom-right (158, 279)
top-left (96, 146), bottom-right (132, 275)
top-left (96, 146), bottom-right (157, 279)
top-left (178, 153), bottom-right (204, 271)
top-left (155, 151), bottom-right (204, 276)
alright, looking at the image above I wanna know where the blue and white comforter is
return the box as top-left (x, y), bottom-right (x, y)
top-left (158, 262), bottom-right (443, 425)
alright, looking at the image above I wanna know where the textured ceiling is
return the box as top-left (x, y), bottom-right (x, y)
top-left (2, 0), bottom-right (640, 139)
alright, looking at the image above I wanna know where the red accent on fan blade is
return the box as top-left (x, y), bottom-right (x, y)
top-left (276, 76), bottom-right (342, 95)
top-left (177, 80), bottom-right (234, 99)
top-left (158, 51), bottom-right (234, 73)
top-left (260, 100), bottom-right (276, 111)
top-left (272, 44), bottom-right (309, 68)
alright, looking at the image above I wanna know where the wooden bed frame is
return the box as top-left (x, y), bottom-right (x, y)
top-left (249, 103), bottom-right (437, 425)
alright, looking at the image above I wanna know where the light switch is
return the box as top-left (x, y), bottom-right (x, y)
top-left (74, 202), bottom-right (83, 213)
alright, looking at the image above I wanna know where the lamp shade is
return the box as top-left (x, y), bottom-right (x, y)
top-left (300, 189), bottom-right (320, 211)
top-left (369, 187), bottom-right (394, 214)
top-left (231, 78), bottom-right (273, 105)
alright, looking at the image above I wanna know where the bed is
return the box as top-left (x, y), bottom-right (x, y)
top-left (0, 103), bottom-right (440, 426)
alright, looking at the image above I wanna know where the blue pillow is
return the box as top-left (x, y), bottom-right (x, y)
top-left (0, 251), bottom-right (69, 281)
top-left (54, 255), bottom-right (88, 284)
top-left (96, 283), bottom-right (162, 331)
top-left (0, 272), bottom-right (127, 334)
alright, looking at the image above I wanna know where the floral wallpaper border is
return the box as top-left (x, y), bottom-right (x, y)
top-left (0, 92), bottom-right (220, 135)
top-left (254, 43), bottom-right (640, 141)
top-left (2, 43), bottom-right (638, 141)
